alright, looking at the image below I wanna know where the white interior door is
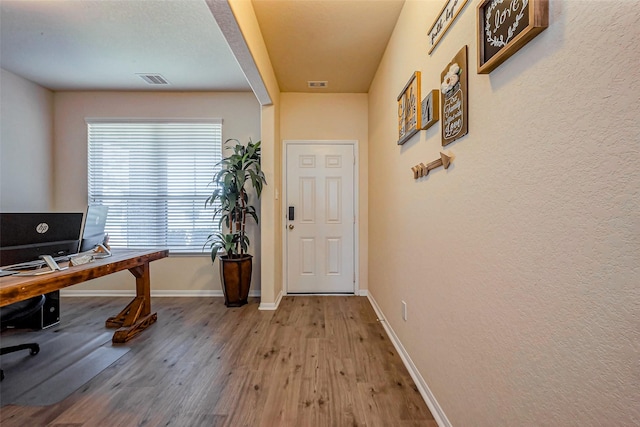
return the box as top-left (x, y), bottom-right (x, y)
top-left (286, 143), bottom-right (355, 293)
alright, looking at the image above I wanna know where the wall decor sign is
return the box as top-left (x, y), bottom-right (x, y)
top-left (440, 46), bottom-right (468, 146)
top-left (477, 0), bottom-right (549, 74)
top-left (428, 0), bottom-right (470, 54)
top-left (397, 71), bottom-right (421, 145)
top-left (420, 90), bottom-right (440, 131)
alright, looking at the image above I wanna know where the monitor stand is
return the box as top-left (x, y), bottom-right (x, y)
top-left (39, 254), bottom-right (68, 271)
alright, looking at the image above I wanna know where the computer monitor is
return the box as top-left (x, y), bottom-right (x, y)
top-left (0, 212), bottom-right (84, 268)
top-left (80, 206), bottom-right (108, 252)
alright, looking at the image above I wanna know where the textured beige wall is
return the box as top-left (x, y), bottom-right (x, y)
top-left (281, 93), bottom-right (369, 291)
top-left (258, 103), bottom-right (282, 304)
top-left (368, 1), bottom-right (639, 425)
top-left (52, 91), bottom-right (261, 293)
top-left (228, 0), bottom-right (283, 306)
top-left (0, 69), bottom-right (54, 211)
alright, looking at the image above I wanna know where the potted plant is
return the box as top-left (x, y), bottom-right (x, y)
top-left (206, 138), bottom-right (266, 307)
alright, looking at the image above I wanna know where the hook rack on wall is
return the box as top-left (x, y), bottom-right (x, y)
top-left (411, 152), bottom-right (454, 179)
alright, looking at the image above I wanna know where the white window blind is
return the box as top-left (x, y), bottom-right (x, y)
top-left (87, 119), bottom-right (222, 254)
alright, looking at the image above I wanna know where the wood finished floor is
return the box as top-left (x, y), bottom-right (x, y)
top-left (0, 296), bottom-right (436, 427)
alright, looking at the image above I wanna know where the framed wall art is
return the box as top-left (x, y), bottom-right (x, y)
top-left (420, 90), bottom-right (440, 131)
top-left (477, 0), bottom-right (549, 74)
top-left (428, 0), bottom-right (470, 55)
top-left (440, 46), bottom-right (468, 146)
top-left (397, 71), bottom-right (421, 145)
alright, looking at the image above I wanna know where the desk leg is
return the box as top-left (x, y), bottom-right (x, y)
top-left (105, 262), bottom-right (158, 343)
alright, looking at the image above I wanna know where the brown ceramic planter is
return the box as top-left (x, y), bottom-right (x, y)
top-left (219, 255), bottom-right (252, 307)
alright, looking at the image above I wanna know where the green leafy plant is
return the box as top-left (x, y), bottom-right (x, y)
top-left (206, 138), bottom-right (266, 262)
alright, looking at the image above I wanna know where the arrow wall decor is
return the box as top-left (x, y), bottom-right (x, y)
top-left (411, 152), bottom-right (454, 179)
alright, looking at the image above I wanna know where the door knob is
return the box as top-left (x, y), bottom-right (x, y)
top-left (288, 224), bottom-right (294, 230)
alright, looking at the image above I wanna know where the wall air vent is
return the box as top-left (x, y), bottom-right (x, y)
top-left (137, 74), bottom-right (170, 85)
top-left (308, 81), bottom-right (328, 88)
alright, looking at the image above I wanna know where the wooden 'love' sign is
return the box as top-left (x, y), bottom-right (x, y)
top-left (477, 0), bottom-right (548, 73)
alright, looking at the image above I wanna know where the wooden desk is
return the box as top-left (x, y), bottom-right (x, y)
top-left (0, 249), bottom-right (168, 343)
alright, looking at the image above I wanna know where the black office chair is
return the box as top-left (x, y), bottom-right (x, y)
top-left (0, 295), bottom-right (45, 381)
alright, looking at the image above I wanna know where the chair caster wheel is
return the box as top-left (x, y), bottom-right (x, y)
top-left (30, 344), bottom-right (40, 355)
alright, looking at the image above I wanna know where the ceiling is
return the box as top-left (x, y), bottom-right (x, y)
top-left (0, 0), bottom-right (404, 94)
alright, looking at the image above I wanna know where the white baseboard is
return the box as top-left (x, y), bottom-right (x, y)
top-left (366, 292), bottom-right (451, 427)
top-left (258, 290), bottom-right (283, 311)
top-left (357, 289), bottom-right (368, 296)
top-left (60, 289), bottom-right (261, 298)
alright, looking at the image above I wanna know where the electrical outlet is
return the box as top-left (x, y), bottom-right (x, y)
top-left (402, 300), bottom-right (407, 321)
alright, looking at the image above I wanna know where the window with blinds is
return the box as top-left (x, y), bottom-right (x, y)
top-left (87, 119), bottom-right (222, 254)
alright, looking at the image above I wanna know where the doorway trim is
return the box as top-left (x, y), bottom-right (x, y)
top-left (281, 139), bottom-right (360, 296)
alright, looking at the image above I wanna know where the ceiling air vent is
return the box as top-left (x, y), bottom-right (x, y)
top-left (137, 73), bottom-right (170, 85)
top-left (308, 81), bottom-right (328, 88)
